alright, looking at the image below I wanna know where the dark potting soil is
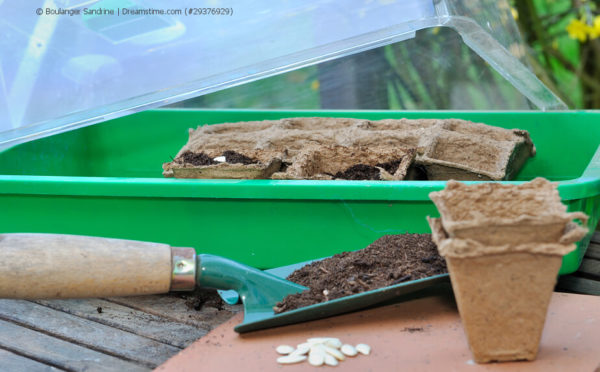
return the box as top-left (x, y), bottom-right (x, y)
top-left (376, 159), bottom-right (402, 174)
top-left (172, 288), bottom-right (226, 311)
top-left (334, 164), bottom-right (381, 180)
top-left (333, 159), bottom-right (403, 180)
top-left (273, 234), bottom-right (446, 314)
top-left (221, 150), bottom-right (257, 165)
top-left (178, 150), bottom-right (258, 166)
top-left (180, 151), bottom-right (216, 166)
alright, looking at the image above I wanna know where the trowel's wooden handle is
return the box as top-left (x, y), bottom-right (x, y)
top-left (0, 234), bottom-right (195, 299)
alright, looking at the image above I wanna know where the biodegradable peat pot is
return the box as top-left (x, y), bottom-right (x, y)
top-left (429, 178), bottom-right (588, 245)
top-left (163, 117), bottom-right (535, 181)
top-left (165, 149), bottom-right (283, 179)
top-left (172, 158), bottom-right (282, 179)
top-left (428, 217), bottom-right (587, 363)
top-left (271, 145), bottom-right (416, 180)
top-left (419, 126), bottom-right (534, 181)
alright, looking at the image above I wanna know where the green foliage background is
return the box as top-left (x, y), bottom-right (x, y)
top-left (174, 1), bottom-right (599, 110)
top-left (512, 0), bottom-right (600, 109)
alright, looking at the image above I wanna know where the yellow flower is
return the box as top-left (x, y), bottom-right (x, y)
top-left (510, 7), bottom-right (518, 20)
top-left (566, 18), bottom-right (588, 42)
top-left (310, 80), bottom-right (320, 91)
top-left (590, 15), bottom-right (600, 39)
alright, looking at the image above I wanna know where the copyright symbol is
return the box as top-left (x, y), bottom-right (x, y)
top-left (36, 8), bottom-right (43, 15)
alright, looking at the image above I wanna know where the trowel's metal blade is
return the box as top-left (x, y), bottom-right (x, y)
top-left (217, 259), bottom-right (319, 305)
top-left (234, 258), bottom-right (449, 333)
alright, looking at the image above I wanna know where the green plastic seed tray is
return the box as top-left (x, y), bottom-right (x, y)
top-left (0, 110), bottom-right (598, 275)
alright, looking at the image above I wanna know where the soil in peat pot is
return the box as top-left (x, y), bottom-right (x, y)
top-left (178, 150), bottom-right (258, 166)
top-left (274, 233), bottom-right (447, 313)
top-left (333, 160), bottom-right (404, 180)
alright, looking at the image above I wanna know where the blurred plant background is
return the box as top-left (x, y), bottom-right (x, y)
top-left (512, 0), bottom-right (600, 108)
top-left (171, 0), bottom-right (599, 110)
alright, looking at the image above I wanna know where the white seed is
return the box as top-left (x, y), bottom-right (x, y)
top-left (275, 345), bottom-right (295, 355)
top-left (277, 355), bottom-right (307, 364)
top-left (324, 354), bottom-right (339, 366)
top-left (356, 343), bottom-right (371, 355)
top-left (276, 338), bottom-right (367, 365)
top-left (213, 156), bottom-right (226, 162)
top-left (323, 338), bottom-right (342, 348)
top-left (308, 348), bottom-right (325, 366)
top-left (308, 337), bottom-right (342, 347)
top-left (341, 344), bottom-right (358, 357)
top-left (295, 343), bottom-right (311, 355)
top-left (307, 337), bottom-right (327, 344)
top-left (323, 345), bottom-right (345, 361)
top-left (289, 348), bottom-right (309, 358)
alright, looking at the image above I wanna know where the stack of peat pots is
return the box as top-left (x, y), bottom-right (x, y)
top-left (427, 178), bottom-right (588, 363)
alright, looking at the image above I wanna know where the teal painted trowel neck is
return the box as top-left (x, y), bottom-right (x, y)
top-left (196, 254), bottom-right (307, 323)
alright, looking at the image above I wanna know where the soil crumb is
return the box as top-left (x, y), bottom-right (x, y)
top-left (222, 150), bottom-right (257, 165)
top-left (180, 151), bottom-right (216, 166)
top-left (334, 164), bottom-right (381, 180)
top-left (274, 234), bottom-right (447, 313)
top-left (172, 288), bottom-right (226, 311)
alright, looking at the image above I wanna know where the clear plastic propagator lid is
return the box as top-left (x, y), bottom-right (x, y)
top-left (0, 0), bottom-right (566, 150)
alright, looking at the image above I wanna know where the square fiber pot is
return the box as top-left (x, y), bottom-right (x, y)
top-left (419, 125), bottom-right (534, 181)
top-left (446, 253), bottom-right (561, 362)
top-left (429, 178), bottom-right (589, 246)
top-left (271, 145), bottom-right (416, 180)
top-left (428, 217), bottom-right (586, 363)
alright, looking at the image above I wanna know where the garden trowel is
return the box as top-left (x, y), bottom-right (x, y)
top-left (0, 233), bottom-right (448, 333)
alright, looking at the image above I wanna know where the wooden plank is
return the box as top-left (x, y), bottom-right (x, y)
top-left (0, 319), bottom-right (147, 372)
top-left (0, 300), bottom-right (180, 368)
top-left (0, 348), bottom-right (61, 372)
top-left (578, 258), bottom-right (600, 278)
top-left (584, 243), bottom-right (600, 260)
top-left (35, 298), bottom-right (207, 348)
top-left (556, 276), bottom-right (600, 295)
top-left (107, 294), bottom-right (241, 330)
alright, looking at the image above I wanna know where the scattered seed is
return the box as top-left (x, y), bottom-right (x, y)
top-left (341, 344), bottom-right (358, 357)
top-left (323, 338), bottom-right (342, 349)
top-left (295, 343), bottom-right (311, 355)
top-left (276, 345), bottom-right (295, 355)
top-left (276, 337), bottom-right (369, 366)
top-left (277, 355), bottom-right (307, 364)
top-left (308, 337), bottom-right (340, 346)
top-left (308, 347), bottom-right (326, 366)
top-left (324, 354), bottom-right (339, 366)
top-left (289, 348), bottom-right (309, 358)
top-left (356, 343), bottom-right (371, 355)
top-left (323, 345), bottom-right (345, 361)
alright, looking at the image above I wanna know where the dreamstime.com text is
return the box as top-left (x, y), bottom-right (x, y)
top-left (36, 7), bottom-right (233, 16)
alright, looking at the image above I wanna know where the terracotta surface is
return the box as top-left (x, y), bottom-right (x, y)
top-left (156, 286), bottom-right (600, 371)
